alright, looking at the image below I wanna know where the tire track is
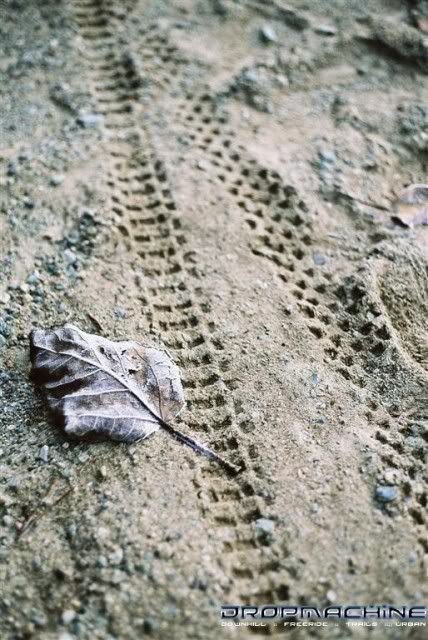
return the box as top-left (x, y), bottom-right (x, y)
top-left (72, 0), bottom-right (292, 625)
top-left (139, 46), bottom-right (428, 584)
top-left (177, 94), bottom-right (428, 570)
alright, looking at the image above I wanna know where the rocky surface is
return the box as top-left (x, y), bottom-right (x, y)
top-left (0, 1), bottom-right (427, 639)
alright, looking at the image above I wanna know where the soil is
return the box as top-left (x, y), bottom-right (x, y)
top-left (0, 1), bottom-right (427, 639)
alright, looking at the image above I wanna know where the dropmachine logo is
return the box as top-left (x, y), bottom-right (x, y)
top-left (220, 605), bottom-right (427, 627)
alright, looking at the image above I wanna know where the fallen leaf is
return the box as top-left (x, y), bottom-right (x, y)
top-left (30, 324), bottom-right (239, 473)
top-left (392, 184), bottom-right (428, 227)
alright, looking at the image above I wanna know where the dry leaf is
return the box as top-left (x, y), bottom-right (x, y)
top-left (392, 184), bottom-right (428, 227)
top-left (30, 324), bottom-right (239, 473)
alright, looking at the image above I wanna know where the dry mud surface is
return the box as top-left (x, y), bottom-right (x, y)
top-left (0, 1), bottom-right (427, 639)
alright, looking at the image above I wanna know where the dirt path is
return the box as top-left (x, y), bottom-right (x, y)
top-left (0, 1), bottom-right (427, 639)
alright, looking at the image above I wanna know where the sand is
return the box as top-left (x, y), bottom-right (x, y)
top-left (0, 0), bottom-right (427, 638)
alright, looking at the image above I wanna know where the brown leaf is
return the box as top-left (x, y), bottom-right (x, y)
top-left (392, 184), bottom-right (428, 227)
top-left (30, 324), bottom-right (240, 473)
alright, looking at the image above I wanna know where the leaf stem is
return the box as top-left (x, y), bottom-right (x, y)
top-left (159, 421), bottom-right (242, 475)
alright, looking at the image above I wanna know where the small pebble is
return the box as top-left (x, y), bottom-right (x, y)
top-left (313, 253), bottom-right (326, 266)
top-left (38, 445), bottom-right (49, 463)
top-left (7, 477), bottom-right (19, 490)
top-left (97, 526), bottom-right (109, 539)
top-left (97, 465), bottom-right (107, 480)
top-left (110, 569), bottom-right (126, 584)
top-left (7, 162), bottom-right (17, 177)
top-left (32, 611), bottom-right (48, 627)
top-left (315, 25), bottom-right (337, 36)
top-left (375, 485), bottom-right (397, 503)
top-left (66, 524), bottom-right (77, 541)
top-left (319, 149), bottom-right (336, 164)
top-left (26, 273), bottom-right (40, 286)
top-left (109, 547), bottom-right (124, 566)
top-left (50, 174), bottom-right (65, 186)
top-left (23, 196), bottom-right (34, 209)
top-left (255, 517), bottom-right (275, 534)
top-left (2, 515), bottom-right (13, 527)
top-left (259, 25), bottom-right (277, 43)
top-left (0, 492), bottom-right (12, 507)
top-left (0, 318), bottom-right (10, 336)
top-left (63, 249), bottom-right (77, 266)
top-left (77, 112), bottom-right (104, 128)
top-left (405, 436), bottom-right (424, 448)
top-left (96, 555), bottom-right (107, 568)
top-left (81, 207), bottom-right (96, 222)
top-left (61, 610), bottom-right (76, 625)
top-left (114, 307), bottom-right (126, 319)
top-left (242, 68), bottom-right (258, 84)
top-left (66, 230), bottom-right (79, 245)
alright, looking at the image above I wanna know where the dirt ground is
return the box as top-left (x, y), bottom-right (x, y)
top-left (0, 0), bottom-right (427, 639)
